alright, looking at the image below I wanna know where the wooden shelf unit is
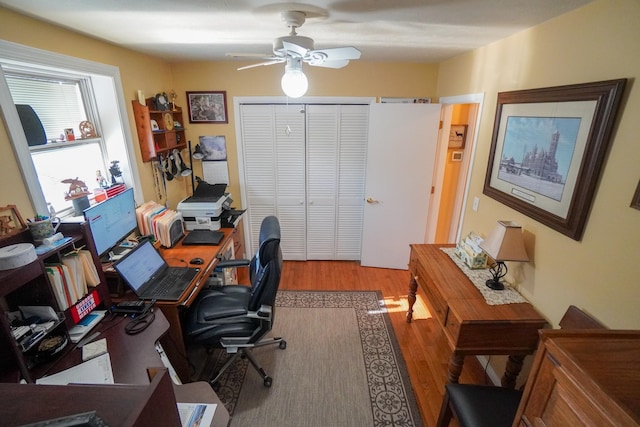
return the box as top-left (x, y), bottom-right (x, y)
top-left (515, 329), bottom-right (640, 426)
top-left (0, 222), bottom-right (111, 383)
top-left (132, 99), bottom-right (187, 162)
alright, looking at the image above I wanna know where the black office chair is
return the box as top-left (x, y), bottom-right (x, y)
top-left (183, 216), bottom-right (286, 387)
top-left (435, 305), bottom-right (605, 427)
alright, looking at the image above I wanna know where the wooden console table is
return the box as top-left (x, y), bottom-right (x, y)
top-left (406, 244), bottom-right (547, 388)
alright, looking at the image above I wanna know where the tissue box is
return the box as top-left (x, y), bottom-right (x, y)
top-left (455, 232), bottom-right (488, 269)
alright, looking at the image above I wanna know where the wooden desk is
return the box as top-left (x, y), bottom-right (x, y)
top-left (406, 244), bottom-right (547, 388)
top-left (157, 228), bottom-right (237, 382)
top-left (1, 309), bottom-right (230, 426)
top-left (103, 228), bottom-right (239, 381)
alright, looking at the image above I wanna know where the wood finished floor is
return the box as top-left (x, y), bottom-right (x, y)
top-left (279, 260), bottom-right (486, 427)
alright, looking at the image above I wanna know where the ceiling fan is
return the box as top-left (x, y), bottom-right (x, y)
top-left (227, 10), bottom-right (361, 97)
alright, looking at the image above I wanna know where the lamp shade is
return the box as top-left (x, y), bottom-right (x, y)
top-left (479, 221), bottom-right (529, 262)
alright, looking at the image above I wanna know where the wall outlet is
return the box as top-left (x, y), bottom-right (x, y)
top-left (472, 197), bottom-right (480, 212)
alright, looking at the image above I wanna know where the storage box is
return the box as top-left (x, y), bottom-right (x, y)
top-left (93, 184), bottom-right (126, 203)
top-left (455, 232), bottom-right (488, 269)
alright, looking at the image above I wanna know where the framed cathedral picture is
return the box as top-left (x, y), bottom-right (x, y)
top-left (483, 79), bottom-right (626, 241)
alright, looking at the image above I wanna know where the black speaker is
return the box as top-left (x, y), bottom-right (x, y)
top-left (15, 104), bottom-right (47, 146)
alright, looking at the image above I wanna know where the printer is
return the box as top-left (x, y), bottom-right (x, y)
top-left (177, 182), bottom-right (232, 231)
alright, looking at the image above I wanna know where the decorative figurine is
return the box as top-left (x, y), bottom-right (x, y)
top-left (61, 178), bottom-right (91, 216)
top-left (96, 170), bottom-right (109, 188)
top-left (109, 160), bottom-right (123, 185)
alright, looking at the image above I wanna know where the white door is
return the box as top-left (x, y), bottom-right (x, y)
top-left (360, 103), bottom-right (441, 269)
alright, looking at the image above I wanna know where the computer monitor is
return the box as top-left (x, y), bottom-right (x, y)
top-left (84, 188), bottom-right (137, 259)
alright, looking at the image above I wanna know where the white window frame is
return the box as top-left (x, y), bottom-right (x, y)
top-left (0, 40), bottom-right (142, 216)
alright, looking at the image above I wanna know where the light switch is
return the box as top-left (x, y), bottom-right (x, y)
top-left (472, 197), bottom-right (480, 211)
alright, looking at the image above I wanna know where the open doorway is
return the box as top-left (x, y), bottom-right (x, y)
top-left (426, 93), bottom-right (484, 244)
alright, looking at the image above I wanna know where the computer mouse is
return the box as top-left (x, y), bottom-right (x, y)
top-left (189, 257), bottom-right (204, 265)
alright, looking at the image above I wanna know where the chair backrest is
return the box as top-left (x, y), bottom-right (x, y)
top-left (247, 216), bottom-right (282, 313)
top-left (559, 305), bottom-right (606, 330)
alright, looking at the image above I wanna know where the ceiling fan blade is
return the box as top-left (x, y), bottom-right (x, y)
top-left (311, 46), bottom-right (361, 61)
top-left (237, 59), bottom-right (285, 71)
top-left (226, 52), bottom-right (277, 60)
top-left (310, 59), bottom-right (351, 69)
top-left (282, 41), bottom-right (309, 58)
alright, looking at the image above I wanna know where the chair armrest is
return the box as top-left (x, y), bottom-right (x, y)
top-left (215, 258), bottom-right (250, 269)
top-left (247, 305), bottom-right (272, 319)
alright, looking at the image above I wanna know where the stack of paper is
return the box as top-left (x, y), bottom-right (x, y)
top-left (136, 201), bottom-right (183, 247)
top-left (36, 352), bottom-right (114, 385)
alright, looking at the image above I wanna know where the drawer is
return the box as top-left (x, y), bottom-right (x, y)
top-left (414, 272), bottom-right (448, 325)
top-left (444, 309), bottom-right (461, 342)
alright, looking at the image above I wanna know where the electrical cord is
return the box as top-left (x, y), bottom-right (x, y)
top-left (124, 301), bottom-right (157, 335)
top-left (124, 310), bottom-right (155, 335)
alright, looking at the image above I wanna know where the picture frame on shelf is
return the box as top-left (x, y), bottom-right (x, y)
top-left (186, 91), bottom-right (228, 123)
top-left (448, 124), bottom-right (467, 149)
top-left (0, 205), bottom-right (27, 239)
top-left (483, 79), bottom-right (626, 241)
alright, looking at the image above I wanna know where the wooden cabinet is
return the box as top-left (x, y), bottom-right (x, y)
top-left (0, 222), bottom-right (111, 383)
top-left (132, 99), bottom-right (186, 162)
top-left (514, 330), bottom-right (640, 427)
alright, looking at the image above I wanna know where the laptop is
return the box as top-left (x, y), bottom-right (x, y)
top-left (182, 229), bottom-right (224, 246)
top-left (113, 240), bottom-right (200, 301)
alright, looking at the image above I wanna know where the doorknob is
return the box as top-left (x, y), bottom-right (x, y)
top-left (366, 197), bottom-right (380, 204)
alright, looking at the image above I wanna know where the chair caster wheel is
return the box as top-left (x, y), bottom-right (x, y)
top-left (264, 376), bottom-right (273, 387)
top-left (279, 340), bottom-right (287, 350)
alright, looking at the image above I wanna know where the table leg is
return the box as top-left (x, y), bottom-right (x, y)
top-left (447, 353), bottom-right (465, 383)
top-left (501, 354), bottom-right (525, 389)
top-left (406, 275), bottom-right (418, 323)
top-left (157, 305), bottom-right (190, 382)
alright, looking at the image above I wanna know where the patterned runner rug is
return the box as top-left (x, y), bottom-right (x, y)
top-left (188, 290), bottom-right (424, 427)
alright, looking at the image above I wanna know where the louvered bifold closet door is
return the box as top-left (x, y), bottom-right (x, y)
top-left (239, 104), bottom-right (306, 260)
top-left (336, 105), bottom-right (368, 260)
top-left (306, 104), bottom-right (368, 260)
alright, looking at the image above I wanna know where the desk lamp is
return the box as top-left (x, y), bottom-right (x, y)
top-left (479, 221), bottom-right (529, 290)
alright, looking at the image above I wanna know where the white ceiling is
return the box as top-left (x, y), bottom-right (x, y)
top-left (0, 0), bottom-right (593, 63)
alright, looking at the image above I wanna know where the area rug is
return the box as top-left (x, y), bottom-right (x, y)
top-left (189, 290), bottom-right (424, 427)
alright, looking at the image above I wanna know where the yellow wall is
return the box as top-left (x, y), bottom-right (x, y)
top-left (436, 0), bottom-right (640, 329)
top-left (435, 104), bottom-right (469, 243)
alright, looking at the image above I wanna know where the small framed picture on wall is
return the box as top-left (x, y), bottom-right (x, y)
top-left (448, 124), bottom-right (467, 149)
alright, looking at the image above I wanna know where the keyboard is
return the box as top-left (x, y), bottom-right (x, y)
top-left (153, 269), bottom-right (188, 296)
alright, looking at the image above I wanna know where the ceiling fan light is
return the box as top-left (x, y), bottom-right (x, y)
top-left (281, 68), bottom-right (308, 98)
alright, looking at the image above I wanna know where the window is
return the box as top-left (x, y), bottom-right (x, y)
top-left (0, 40), bottom-right (142, 218)
top-left (6, 72), bottom-right (108, 213)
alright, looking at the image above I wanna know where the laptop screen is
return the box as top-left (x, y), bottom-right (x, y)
top-left (114, 240), bottom-right (166, 292)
